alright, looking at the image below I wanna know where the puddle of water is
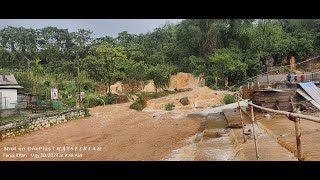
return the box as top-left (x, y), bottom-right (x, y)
top-left (203, 148), bottom-right (233, 161)
top-left (163, 134), bottom-right (199, 161)
top-left (163, 143), bottom-right (197, 161)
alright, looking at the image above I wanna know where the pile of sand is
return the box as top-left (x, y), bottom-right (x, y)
top-left (107, 72), bottom-right (205, 94)
top-left (144, 86), bottom-right (231, 111)
top-left (168, 72), bottom-right (205, 91)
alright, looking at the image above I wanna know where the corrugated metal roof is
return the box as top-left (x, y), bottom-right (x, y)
top-left (0, 85), bottom-right (23, 89)
top-left (0, 74), bottom-right (19, 85)
top-left (297, 82), bottom-right (320, 105)
top-left (296, 88), bottom-right (320, 110)
top-left (256, 89), bottom-right (284, 92)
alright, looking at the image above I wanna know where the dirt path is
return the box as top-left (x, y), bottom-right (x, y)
top-left (1, 87), bottom-right (228, 161)
top-left (224, 109), bottom-right (296, 161)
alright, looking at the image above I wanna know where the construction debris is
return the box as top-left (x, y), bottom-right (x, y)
top-left (187, 100), bottom-right (248, 118)
top-left (296, 82), bottom-right (320, 111)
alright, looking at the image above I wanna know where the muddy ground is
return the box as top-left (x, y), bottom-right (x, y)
top-left (1, 86), bottom-right (319, 161)
top-left (0, 87), bottom-right (229, 161)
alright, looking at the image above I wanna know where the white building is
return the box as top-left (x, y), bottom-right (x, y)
top-left (0, 74), bottom-right (23, 109)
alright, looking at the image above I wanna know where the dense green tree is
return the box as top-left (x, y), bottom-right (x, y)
top-left (209, 47), bottom-right (247, 87)
top-left (1, 19), bottom-right (320, 91)
top-left (124, 60), bottom-right (148, 92)
top-left (146, 64), bottom-right (175, 93)
top-left (96, 42), bottom-right (127, 94)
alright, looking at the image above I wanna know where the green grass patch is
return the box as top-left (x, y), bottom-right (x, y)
top-left (129, 101), bottom-right (144, 111)
top-left (165, 103), bottom-right (175, 111)
top-left (129, 95), bottom-right (147, 111)
top-left (141, 91), bottom-right (177, 100)
top-left (83, 107), bottom-right (91, 117)
top-left (0, 114), bottom-right (24, 121)
top-left (222, 94), bottom-right (236, 105)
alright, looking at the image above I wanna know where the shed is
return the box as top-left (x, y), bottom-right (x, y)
top-left (252, 88), bottom-right (295, 112)
top-left (17, 93), bottom-right (38, 109)
top-left (0, 74), bottom-right (23, 109)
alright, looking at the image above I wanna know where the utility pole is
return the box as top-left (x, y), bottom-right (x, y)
top-left (77, 51), bottom-right (81, 108)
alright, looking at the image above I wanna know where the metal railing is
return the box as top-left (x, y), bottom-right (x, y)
top-left (235, 94), bottom-right (320, 161)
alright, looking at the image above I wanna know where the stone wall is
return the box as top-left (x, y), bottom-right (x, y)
top-left (257, 72), bottom-right (320, 84)
top-left (0, 109), bottom-right (84, 140)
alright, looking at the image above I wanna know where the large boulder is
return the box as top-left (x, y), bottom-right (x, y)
top-left (179, 97), bottom-right (190, 106)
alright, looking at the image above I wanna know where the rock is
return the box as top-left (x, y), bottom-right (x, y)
top-left (264, 114), bottom-right (270, 119)
top-left (177, 88), bottom-right (193, 92)
top-left (116, 95), bottom-right (129, 104)
top-left (179, 97), bottom-right (190, 106)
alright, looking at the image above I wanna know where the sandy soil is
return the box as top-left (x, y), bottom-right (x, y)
top-left (145, 87), bottom-right (230, 111)
top-left (224, 110), bottom-right (296, 161)
top-left (0, 87), bottom-right (228, 161)
top-left (258, 113), bottom-right (320, 160)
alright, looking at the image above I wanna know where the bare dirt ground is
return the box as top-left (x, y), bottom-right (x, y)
top-left (0, 87), bottom-right (229, 161)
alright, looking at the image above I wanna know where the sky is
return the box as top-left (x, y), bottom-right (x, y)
top-left (0, 19), bottom-right (183, 38)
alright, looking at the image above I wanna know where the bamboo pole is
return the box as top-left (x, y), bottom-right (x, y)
top-left (236, 95), bottom-right (320, 123)
top-left (237, 96), bottom-right (246, 142)
top-left (294, 110), bottom-right (303, 161)
top-left (250, 103), bottom-right (259, 161)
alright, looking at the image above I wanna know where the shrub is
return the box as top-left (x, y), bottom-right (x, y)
top-left (87, 96), bottom-right (104, 107)
top-left (83, 107), bottom-right (91, 117)
top-left (143, 92), bottom-right (159, 99)
top-left (222, 94), bottom-right (236, 104)
top-left (228, 86), bottom-right (239, 92)
top-left (165, 103), bottom-right (175, 111)
top-left (210, 85), bottom-right (219, 90)
top-left (82, 97), bottom-right (89, 108)
top-left (129, 101), bottom-right (144, 111)
top-left (81, 94), bottom-right (118, 108)
top-left (62, 98), bottom-right (76, 108)
top-left (101, 94), bottom-right (117, 104)
top-left (52, 101), bottom-right (64, 110)
top-left (129, 94), bottom-right (147, 111)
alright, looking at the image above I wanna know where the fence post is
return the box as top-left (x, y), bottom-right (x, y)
top-left (4, 97), bottom-right (6, 109)
top-left (237, 96), bottom-right (246, 143)
top-left (294, 110), bottom-right (303, 161)
top-left (250, 102), bottom-right (259, 161)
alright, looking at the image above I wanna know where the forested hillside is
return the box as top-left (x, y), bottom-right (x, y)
top-left (1, 19), bottom-right (319, 98)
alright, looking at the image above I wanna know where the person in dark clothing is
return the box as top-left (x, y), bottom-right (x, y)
top-left (287, 73), bottom-right (291, 82)
top-left (293, 73), bottom-right (298, 82)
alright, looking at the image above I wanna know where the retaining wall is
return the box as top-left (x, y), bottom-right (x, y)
top-left (0, 109), bottom-right (84, 140)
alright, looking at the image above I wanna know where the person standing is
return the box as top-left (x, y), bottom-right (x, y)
top-left (300, 72), bottom-right (305, 82)
top-left (293, 73), bottom-right (298, 82)
top-left (287, 73), bottom-right (292, 82)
